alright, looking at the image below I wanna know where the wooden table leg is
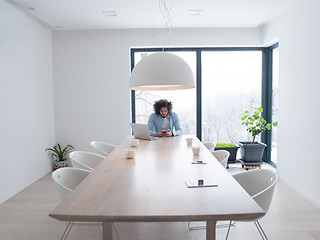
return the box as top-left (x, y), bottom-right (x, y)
top-left (101, 222), bottom-right (113, 240)
top-left (206, 221), bottom-right (216, 240)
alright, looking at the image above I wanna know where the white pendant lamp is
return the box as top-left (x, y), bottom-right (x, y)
top-left (129, 52), bottom-right (195, 91)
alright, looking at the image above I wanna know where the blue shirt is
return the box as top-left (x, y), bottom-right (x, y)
top-left (147, 112), bottom-right (182, 137)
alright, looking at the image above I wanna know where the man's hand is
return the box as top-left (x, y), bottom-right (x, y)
top-left (155, 131), bottom-right (166, 137)
top-left (164, 129), bottom-right (173, 137)
top-left (155, 129), bottom-right (173, 137)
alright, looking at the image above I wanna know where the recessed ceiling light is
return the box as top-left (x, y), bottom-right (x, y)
top-left (102, 11), bottom-right (117, 17)
top-left (188, 10), bottom-right (202, 16)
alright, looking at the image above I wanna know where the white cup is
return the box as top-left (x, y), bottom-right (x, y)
top-left (192, 146), bottom-right (202, 155)
top-left (125, 148), bottom-right (136, 159)
top-left (186, 137), bottom-right (193, 145)
top-left (130, 139), bottom-right (139, 147)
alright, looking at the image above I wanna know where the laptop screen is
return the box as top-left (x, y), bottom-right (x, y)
top-left (130, 123), bottom-right (160, 140)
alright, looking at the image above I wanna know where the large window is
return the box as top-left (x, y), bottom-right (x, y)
top-left (202, 51), bottom-right (262, 143)
top-left (131, 47), bottom-right (277, 164)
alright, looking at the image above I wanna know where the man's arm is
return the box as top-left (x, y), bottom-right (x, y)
top-left (147, 114), bottom-right (157, 137)
top-left (173, 113), bottom-right (182, 136)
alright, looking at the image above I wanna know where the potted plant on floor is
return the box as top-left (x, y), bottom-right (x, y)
top-left (45, 143), bottom-right (74, 169)
top-left (239, 107), bottom-right (277, 168)
top-left (215, 143), bottom-right (239, 164)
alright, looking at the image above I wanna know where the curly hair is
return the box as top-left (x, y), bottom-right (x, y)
top-left (153, 99), bottom-right (173, 115)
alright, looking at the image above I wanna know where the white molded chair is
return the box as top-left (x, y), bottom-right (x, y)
top-left (226, 169), bottom-right (279, 239)
top-left (52, 167), bottom-right (91, 201)
top-left (211, 150), bottom-right (230, 168)
top-left (52, 166), bottom-right (119, 240)
top-left (203, 142), bottom-right (216, 152)
top-left (52, 167), bottom-right (92, 239)
top-left (90, 141), bottom-right (117, 157)
top-left (69, 151), bottom-right (105, 171)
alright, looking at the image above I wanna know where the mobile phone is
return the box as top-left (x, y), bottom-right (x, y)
top-left (198, 179), bottom-right (204, 186)
top-left (162, 130), bottom-right (168, 133)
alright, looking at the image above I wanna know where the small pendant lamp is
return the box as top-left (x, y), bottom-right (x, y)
top-left (129, 52), bottom-right (195, 91)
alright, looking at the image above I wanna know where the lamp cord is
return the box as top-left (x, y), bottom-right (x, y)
top-left (159, 0), bottom-right (175, 51)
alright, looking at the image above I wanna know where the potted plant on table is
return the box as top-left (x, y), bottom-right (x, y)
top-left (239, 107), bottom-right (277, 168)
top-left (45, 143), bottom-right (74, 169)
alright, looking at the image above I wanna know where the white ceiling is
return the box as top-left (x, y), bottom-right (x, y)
top-left (9, 0), bottom-right (297, 30)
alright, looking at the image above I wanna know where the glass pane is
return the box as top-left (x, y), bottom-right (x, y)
top-left (271, 48), bottom-right (279, 164)
top-left (134, 51), bottom-right (197, 135)
top-left (202, 51), bottom-right (262, 144)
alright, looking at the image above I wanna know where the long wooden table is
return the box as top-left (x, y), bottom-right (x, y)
top-left (50, 135), bottom-right (264, 239)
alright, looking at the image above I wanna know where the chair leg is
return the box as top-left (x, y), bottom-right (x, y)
top-left (254, 220), bottom-right (268, 240)
top-left (112, 222), bottom-right (120, 240)
top-left (61, 221), bottom-right (74, 240)
top-left (225, 220), bottom-right (268, 240)
top-left (217, 221), bottom-right (236, 228)
top-left (225, 220), bottom-right (232, 240)
top-left (188, 221), bottom-right (236, 230)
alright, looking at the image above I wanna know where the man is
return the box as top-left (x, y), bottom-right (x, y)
top-left (147, 99), bottom-right (182, 137)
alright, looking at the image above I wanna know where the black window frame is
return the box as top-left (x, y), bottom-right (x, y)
top-left (264, 43), bottom-right (279, 167)
top-left (130, 45), bottom-right (278, 164)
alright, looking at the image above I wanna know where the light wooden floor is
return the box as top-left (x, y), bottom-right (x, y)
top-left (1, 164), bottom-right (320, 240)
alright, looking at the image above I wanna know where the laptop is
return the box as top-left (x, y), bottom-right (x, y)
top-left (130, 123), bottom-right (161, 140)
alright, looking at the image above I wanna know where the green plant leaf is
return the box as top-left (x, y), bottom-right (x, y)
top-left (240, 106), bottom-right (278, 142)
top-left (45, 143), bottom-right (74, 162)
top-left (216, 143), bottom-right (236, 147)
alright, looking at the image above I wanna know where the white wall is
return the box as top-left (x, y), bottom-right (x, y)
top-left (263, 0), bottom-right (320, 207)
top-left (0, 1), bottom-right (55, 203)
top-left (52, 28), bottom-right (262, 152)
